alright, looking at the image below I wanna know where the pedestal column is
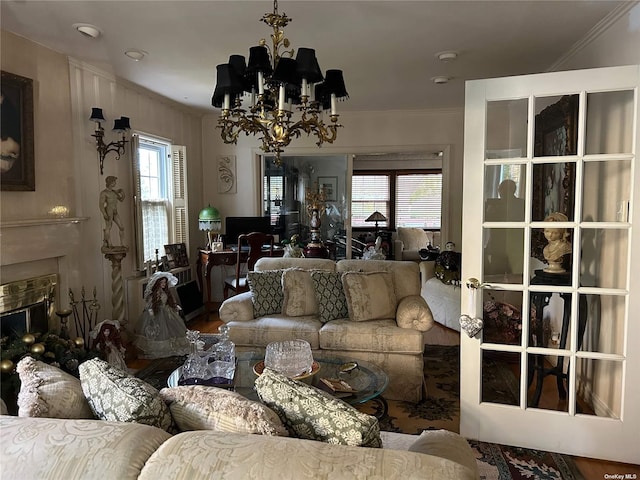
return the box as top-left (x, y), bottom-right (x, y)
top-left (102, 246), bottom-right (128, 325)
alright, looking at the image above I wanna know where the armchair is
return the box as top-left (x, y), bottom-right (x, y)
top-left (394, 227), bottom-right (440, 261)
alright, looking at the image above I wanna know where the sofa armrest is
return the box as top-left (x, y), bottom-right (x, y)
top-left (394, 239), bottom-right (404, 261)
top-left (219, 292), bottom-right (254, 323)
top-left (419, 261), bottom-right (436, 283)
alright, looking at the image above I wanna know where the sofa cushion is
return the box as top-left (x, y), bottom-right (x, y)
top-left (159, 385), bottom-right (288, 436)
top-left (311, 271), bottom-right (349, 323)
top-left (1, 416), bottom-right (172, 480)
top-left (396, 295), bottom-right (434, 332)
top-left (247, 270), bottom-right (284, 317)
top-left (281, 268), bottom-right (318, 317)
top-left (16, 356), bottom-right (94, 419)
top-left (337, 260), bottom-right (421, 300)
top-left (342, 271), bottom-right (396, 322)
top-left (79, 358), bottom-right (173, 432)
top-left (226, 316), bottom-right (322, 349)
top-left (255, 368), bottom-right (381, 447)
top-left (138, 430), bottom-right (478, 480)
top-left (319, 319), bottom-right (424, 354)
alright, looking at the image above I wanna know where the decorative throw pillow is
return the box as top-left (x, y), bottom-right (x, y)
top-left (396, 295), bottom-right (434, 331)
top-left (281, 268), bottom-right (318, 317)
top-left (247, 270), bottom-right (285, 317)
top-left (311, 271), bottom-right (348, 323)
top-left (342, 271), bottom-right (396, 322)
top-left (16, 356), bottom-right (94, 419)
top-left (79, 358), bottom-right (173, 432)
top-left (159, 385), bottom-right (288, 436)
top-left (255, 368), bottom-right (381, 448)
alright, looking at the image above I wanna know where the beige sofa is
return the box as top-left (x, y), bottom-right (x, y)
top-left (219, 258), bottom-right (434, 402)
top-left (0, 415), bottom-right (478, 479)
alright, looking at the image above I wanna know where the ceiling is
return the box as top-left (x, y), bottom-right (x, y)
top-left (0, 1), bottom-right (629, 114)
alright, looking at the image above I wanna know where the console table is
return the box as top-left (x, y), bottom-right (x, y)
top-left (528, 269), bottom-right (587, 407)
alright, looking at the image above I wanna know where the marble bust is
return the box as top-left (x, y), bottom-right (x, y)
top-left (542, 212), bottom-right (572, 274)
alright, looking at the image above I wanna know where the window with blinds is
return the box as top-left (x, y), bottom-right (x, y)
top-left (132, 134), bottom-right (189, 269)
top-left (351, 172), bottom-right (442, 229)
top-left (396, 173), bottom-right (442, 228)
top-left (352, 175), bottom-right (390, 227)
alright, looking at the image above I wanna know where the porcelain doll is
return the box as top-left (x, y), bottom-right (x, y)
top-left (133, 272), bottom-right (190, 359)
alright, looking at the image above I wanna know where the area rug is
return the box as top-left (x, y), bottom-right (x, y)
top-left (135, 345), bottom-right (584, 479)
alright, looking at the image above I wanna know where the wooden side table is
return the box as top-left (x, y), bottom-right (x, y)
top-left (528, 269), bottom-right (587, 407)
top-left (196, 249), bottom-right (241, 315)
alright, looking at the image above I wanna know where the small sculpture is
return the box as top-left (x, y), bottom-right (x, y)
top-left (91, 320), bottom-right (127, 371)
top-left (99, 175), bottom-right (126, 248)
top-left (133, 272), bottom-right (190, 359)
top-left (363, 236), bottom-right (386, 260)
top-left (542, 212), bottom-right (572, 274)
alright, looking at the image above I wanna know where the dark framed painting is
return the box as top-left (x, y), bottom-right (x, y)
top-left (1, 71), bottom-right (35, 191)
top-left (531, 94), bottom-right (578, 260)
top-left (318, 176), bottom-right (337, 202)
top-left (164, 243), bottom-right (189, 268)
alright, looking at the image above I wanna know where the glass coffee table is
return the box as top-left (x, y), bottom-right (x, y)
top-left (168, 350), bottom-right (389, 417)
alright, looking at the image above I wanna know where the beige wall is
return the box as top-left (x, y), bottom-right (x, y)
top-left (1, 31), bottom-right (75, 221)
top-left (202, 108), bottom-right (465, 246)
top-left (1, 31), bottom-right (204, 330)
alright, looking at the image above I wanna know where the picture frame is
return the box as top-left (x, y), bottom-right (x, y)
top-left (318, 176), bottom-right (338, 202)
top-left (164, 243), bottom-right (190, 268)
top-left (531, 94), bottom-right (578, 260)
top-left (1, 71), bottom-right (35, 191)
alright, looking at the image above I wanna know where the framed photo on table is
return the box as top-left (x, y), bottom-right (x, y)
top-left (164, 243), bottom-right (189, 268)
top-left (1, 71), bottom-right (35, 191)
top-left (318, 176), bottom-right (338, 202)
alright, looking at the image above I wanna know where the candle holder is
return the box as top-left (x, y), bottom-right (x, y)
top-left (56, 309), bottom-right (73, 340)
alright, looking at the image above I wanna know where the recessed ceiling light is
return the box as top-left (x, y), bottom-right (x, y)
top-left (73, 23), bottom-right (102, 39)
top-left (432, 76), bottom-right (450, 85)
top-left (436, 51), bottom-right (459, 62)
top-left (124, 49), bottom-right (148, 61)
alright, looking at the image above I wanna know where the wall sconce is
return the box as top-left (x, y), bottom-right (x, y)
top-left (89, 108), bottom-right (131, 175)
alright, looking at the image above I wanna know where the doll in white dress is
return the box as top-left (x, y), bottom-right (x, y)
top-left (134, 272), bottom-right (190, 359)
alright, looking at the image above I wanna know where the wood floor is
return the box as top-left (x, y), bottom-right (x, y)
top-left (126, 306), bottom-right (639, 478)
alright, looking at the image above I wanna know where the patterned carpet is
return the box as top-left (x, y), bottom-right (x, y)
top-left (136, 345), bottom-right (584, 480)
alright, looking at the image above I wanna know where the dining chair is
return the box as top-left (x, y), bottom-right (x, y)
top-left (223, 232), bottom-right (275, 299)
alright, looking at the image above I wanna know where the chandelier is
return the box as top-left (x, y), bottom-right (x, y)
top-left (212, 0), bottom-right (348, 165)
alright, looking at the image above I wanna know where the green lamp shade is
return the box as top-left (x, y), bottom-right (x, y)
top-left (199, 205), bottom-right (221, 231)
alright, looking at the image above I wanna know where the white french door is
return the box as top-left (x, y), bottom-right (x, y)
top-left (460, 65), bottom-right (639, 463)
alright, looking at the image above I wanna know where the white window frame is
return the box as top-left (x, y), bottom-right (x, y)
top-left (131, 133), bottom-right (189, 271)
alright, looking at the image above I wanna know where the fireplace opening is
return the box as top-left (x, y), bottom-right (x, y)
top-left (0, 274), bottom-right (57, 337)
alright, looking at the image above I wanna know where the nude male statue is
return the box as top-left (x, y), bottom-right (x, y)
top-left (100, 175), bottom-right (125, 247)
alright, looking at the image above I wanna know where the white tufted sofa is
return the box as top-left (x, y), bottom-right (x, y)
top-left (0, 414), bottom-right (479, 480)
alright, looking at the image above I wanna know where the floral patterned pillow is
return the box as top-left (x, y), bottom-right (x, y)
top-left (255, 367), bottom-right (381, 447)
top-left (342, 271), bottom-right (396, 322)
top-left (247, 270), bottom-right (285, 317)
top-left (159, 385), bottom-right (288, 436)
top-left (16, 356), bottom-right (94, 419)
top-left (79, 358), bottom-right (173, 432)
top-left (281, 268), bottom-right (318, 317)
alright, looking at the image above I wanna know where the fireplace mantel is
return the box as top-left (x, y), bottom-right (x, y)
top-left (0, 217), bottom-right (88, 229)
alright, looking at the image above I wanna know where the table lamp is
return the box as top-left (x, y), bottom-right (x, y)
top-left (199, 205), bottom-right (222, 251)
top-left (365, 211), bottom-right (387, 236)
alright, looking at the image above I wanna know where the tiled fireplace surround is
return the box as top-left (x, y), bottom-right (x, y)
top-left (0, 217), bottom-right (88, 335)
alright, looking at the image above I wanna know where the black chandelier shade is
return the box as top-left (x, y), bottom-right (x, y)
top-left (213, 53), bottom-right (348, 110)
top-left (295, 48), bottom-right (323, 83)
